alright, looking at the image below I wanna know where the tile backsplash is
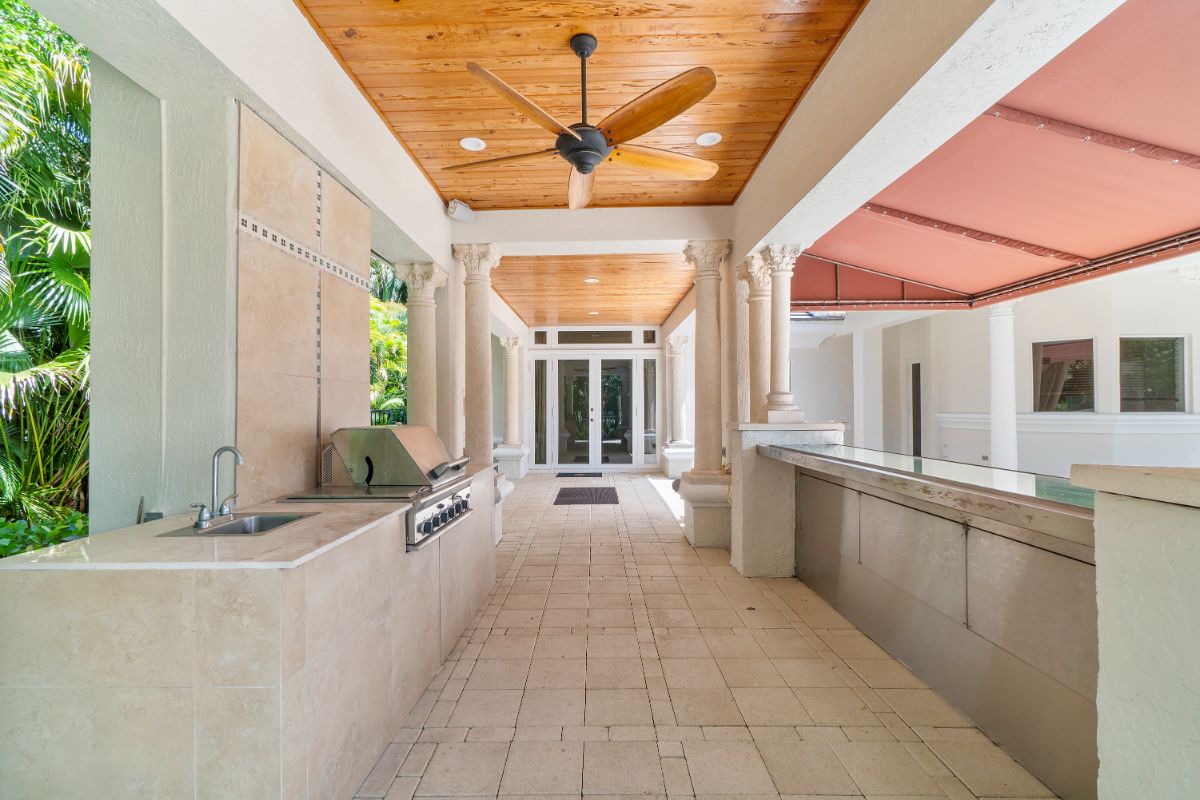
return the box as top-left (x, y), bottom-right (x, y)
top-left (236, 106), bottom-right (371, 505)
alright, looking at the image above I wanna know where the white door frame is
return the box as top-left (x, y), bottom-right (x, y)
top-left (528, 349), bottom-right (662, 471)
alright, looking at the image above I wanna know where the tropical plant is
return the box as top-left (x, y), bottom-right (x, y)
top-left (369, 257), bottom-right (408, 424)
top-left (0, 0), bottom-right (91, 553)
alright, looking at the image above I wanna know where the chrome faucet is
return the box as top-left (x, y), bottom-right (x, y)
top-left (192, 445), bottom-right (245, 528)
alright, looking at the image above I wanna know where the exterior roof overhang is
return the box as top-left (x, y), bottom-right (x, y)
top-left (792, 0), bottom-right (1200, 312)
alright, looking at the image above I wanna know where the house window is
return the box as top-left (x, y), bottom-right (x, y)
top-left (533, 330), bottom-right (548, 345)
top-left (558, 329), bottom-right (633, 345)
top-left (1120, 337), bottom-right (1185, 412)
top-left (1033, 339), bottom-right (1094, 412)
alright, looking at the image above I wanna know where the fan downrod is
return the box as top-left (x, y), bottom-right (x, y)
top-left (558, 33), bottom-right (610, 174)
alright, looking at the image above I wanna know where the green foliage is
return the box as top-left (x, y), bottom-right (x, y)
top-left (0, 0), bottom-right (90, 553)
top-left (370, 257), bottom-right (407, 424)
top-left (0, 509), bottom-right (85, 558)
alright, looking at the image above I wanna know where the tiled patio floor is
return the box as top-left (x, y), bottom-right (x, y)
top-left (355, 472), bottom-right (1055, 800)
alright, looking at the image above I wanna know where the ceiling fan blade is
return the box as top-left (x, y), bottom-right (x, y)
top-left (443, 148), bottom-right (558, 172)
top-left (597, 67), bottom-right (716, 146)
top-left (568, 168), bottom-right (595, 210)
top-left (467, 62), bottom-right (581, 140)
top-left (609, 144), bottom-right (719, 181)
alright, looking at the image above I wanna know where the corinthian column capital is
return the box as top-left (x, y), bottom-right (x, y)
top-left (500, 336), bottom-right (521, 354)
top-left (395, 261), bottom-right (448, 305)
top-left (755, 244), bottom-right (802, 275)
top-left (736, 255), bottom-right (773, 297)
top-left (666, 334), bottom-right (690, 356)
top-left (453, 243), bottom-right (501, 284)
top-left (683, 239), bottom-right (731, 279)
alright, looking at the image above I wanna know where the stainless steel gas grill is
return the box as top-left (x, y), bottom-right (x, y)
top-left (285, 425), bottom-right (473, 550)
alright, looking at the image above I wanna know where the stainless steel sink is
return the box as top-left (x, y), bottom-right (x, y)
top-left (159, 513), bottom-right (312, 537)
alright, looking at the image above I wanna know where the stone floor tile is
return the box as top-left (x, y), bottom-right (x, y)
top-left (583, 741), bottom-right (666, 795)
top-left (846, 659), bottom-right (926, 689)
top-left (717, 658), bottom-right (787, 688)
top-left (415, 742), bottom-right (509, 796)
top-left (526, 657), bottom-right (586, 689)
top-left (757, 739), bottom-right (859, 795)
top-left (654, 633), bottom-right (712, 659)
top-left (465, 727), bottom-right (515, 742)
top-left (448, 690), bottom-right (523, 728)
top-left (585, 688), bottom-right (654, 726)
top-left (464, 659), bottom-right (530, 690)
top-left (731, 687), bottom-right (815, 726)
top-left (586, 656), bottom-right (646, 688)
top-left (533, 635), bottom-right (588, 659)
top-left (587, 634), bottom-right (641, 658)
top-left (702, 633), bottom-right (766, 658)
top-left (398, 742), bottom-right (437, 777)
top-left (794, 687), bottom-right (881, 726)
top-left (500, 740), bottom-right (584, 795)
top-left (928, 740), bottom-right (1054, 797)
top-left (669, 688), bottom-right (746, 726)
top-left (662, 658), bottom-right (728, 688)
top-left (830, 741), bottom-right (941, 796)
top-left (772, 658), bottom-right (846, 688)
top-left (479, 636), bottom-right (538, 661)
top-left (518, 688), bottom-right (585, 727)
top-left (877, 689), bottom-right (972, 728)
top-left (357, 742), bottom-right (413, 797)
top-left (682, 740), bottom-right (776, 795)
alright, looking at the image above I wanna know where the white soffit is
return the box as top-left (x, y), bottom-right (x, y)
top-left (732, 0), bottom-right (1124, 260)
top-left (454, 205), bottom-right (731, 251)
top-left (32, 0), bottom-right (448, 266)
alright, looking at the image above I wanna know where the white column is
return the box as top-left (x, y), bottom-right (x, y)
top-left (500, 337), bottom-right (521, 447)
top-left (686, 240), bottom-right (729, 474)
top-left (759, 245), bottom-right (804, 422)
top-left (851, 327), bottom-right (884, 449)
top-left (678, 239), bottom-right (732, 548)
top-left (736, 254), bottom-right (772, 423)
top-left (453, 243), bottom-right (501, 468)
top-left (989, 301), bottom-right (1019, 470)
top-left (663, 334), bottom-right (694, 479)
top-left (395, 262), bottom-right (447, 430)
top-left (667, 335), bottom-right (690, 443)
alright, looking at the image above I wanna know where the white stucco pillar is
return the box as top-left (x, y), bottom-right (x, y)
top-left (1071, 465), bottom-right (1200, 800)
top-left (453, 244), bottom-right (501, 468)
top-left (759, 245), bottom-right (804, 422)
top-left (663, 334), bottom-right (693, 478)
top-left (851, 327), bottom-right (884, 449)
top-left (678, 240), bottom-right (732, 547)
top-left (395, 262), bottom-right (447, 431)
top-left (494, 336), bottom-right (528, 481)
top-left (500, 338), bottom-right (521, 446)
top-left (737, 255), bottom-right (773, 423)
top-left (989, 301), bottom-right (1019, 470)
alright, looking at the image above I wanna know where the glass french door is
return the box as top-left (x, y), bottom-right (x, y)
top-left (536, 355), bottom-right (659, 470)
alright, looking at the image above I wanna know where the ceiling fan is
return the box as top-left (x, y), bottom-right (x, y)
top-left (444, 33), bottom-right (719, 209)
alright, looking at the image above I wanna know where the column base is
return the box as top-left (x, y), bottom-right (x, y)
top-left (765, 407), bottom-right (805, 424)
top-left (677, 471), bottom-right (730, 548)
top-left (493, 445), bottom-right (529, 480)
top-left (662, 442), bottom-right (694, 479)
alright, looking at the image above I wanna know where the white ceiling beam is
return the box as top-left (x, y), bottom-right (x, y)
top-left (731, 0), bottom-right (1124, 260)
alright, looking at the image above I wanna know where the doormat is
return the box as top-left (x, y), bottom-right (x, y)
top-left (556, 472), bottom-right (602, 478)
top-left (554, 487), bottom-right (619, 505)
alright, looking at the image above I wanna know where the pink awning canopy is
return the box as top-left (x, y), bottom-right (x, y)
top-left (793, 0), bottom-right (1200, 311)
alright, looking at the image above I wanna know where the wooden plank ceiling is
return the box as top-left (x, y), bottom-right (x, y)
top-left (294, 0), bottom-right (866, 209)
top-left (492, 253), bottom-right (694, 325)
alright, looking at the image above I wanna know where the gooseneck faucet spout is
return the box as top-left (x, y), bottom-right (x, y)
top-left (194, 445), bottom-right (244, 529)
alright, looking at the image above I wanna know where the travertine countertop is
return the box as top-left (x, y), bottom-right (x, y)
top-left (1072, 464), bottom-right (1200, 509)
top-left (0, 498), bottom-right (409, 570)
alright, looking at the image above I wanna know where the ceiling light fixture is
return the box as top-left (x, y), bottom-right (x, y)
top-left (458, 136), bottom-right (487, 152)
top-left (584, 277), bottom-right (600, 284)
top-left (695, 131), bottom-right (722, 147)
top-left (588, 311), bottom-right (600, 315)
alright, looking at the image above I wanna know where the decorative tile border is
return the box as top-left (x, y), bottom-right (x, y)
top-left (237, 211), bottom-right (370, 292)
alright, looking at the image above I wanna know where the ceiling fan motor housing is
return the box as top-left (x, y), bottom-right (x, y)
top-left (557, 124), bottom-right (612, 174)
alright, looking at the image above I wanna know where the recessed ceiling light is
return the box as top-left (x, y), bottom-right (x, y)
top-left (588, 311), bottom-right (600, 315)
top-left (458, 136), bottom-right (486, 152)
top-left (584, 277), bottom-right (600, 284)
top-left (695, 131), bottom-right (722, 147)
